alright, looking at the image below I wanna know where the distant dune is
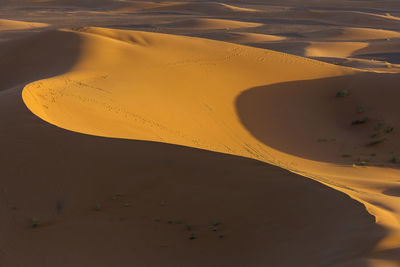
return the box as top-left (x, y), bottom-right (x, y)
top-left (140, 2), bottom-right (259, 14)
top-left (161, 18), bottom-right (262, 30)
top-left (302, 27), bottom-right (400, 41)
top-left (305, 41), bottom-right (369, 58)
top-left (0, 19), bottom-right (48, 31)
top-left (193, 31), bottom-right (287, 44)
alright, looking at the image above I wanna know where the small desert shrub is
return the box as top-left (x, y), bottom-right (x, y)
top-left (374, 122), bottom-right (384, 130)
top-left (366, 138), bottom-right (386, 146)
top-left (185, 224), bottom-right (192, 231)
top-left (386, 127), bottom-right (394, 133)
top-left (56, 200), bottom-right (64, 216)
top-left (31, 217), bottom-right (39, 228)
top-left (351, 117), bottom-right (369, 125)
top-left (336, 89), bottom-right (349, 98)
top-left (93, 203), bottom-right (101, 211)
top-left (341, 154), bottom-right (351, 158)
top-left (212, 219), bottom-right (221, 227)
top-left (189, 233), bottom-right (196, 240)
top-left (392, 156), bottom-right (400, 164)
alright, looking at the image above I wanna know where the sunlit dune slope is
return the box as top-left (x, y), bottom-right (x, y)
top-left (0, 19), bottom-right (49, 31)
top-left (17, 27), bottom-right (400, 265)
top-left (22, 27), bottom-right (346, 157)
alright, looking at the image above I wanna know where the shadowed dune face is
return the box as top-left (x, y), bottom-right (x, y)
top-left (236, 73), bottom-right (400, 165)
top-left (0, 30), bottom-right (81, 91)
top-left (349, 40), bottom-right (400, 65)
top-left (0, 82), bottom-right (384, 267)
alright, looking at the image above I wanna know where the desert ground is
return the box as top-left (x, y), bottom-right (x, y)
top-left (1, 0), bottom-right (400, 266)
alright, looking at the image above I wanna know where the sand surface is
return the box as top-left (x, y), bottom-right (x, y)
top-left (1, 1), bottom-right (400, 266)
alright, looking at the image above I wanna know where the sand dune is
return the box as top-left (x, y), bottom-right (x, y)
top-left (22, 27), bottom-right (344, 149)
top-left (21, 0), bottom-right (126, 8)
top-left (286, 10), bottom-right (400, 29)
top-left (160, 18), bottom-right (262, 30)
top-left (0, 27), bottom-right (385, 266)
top-left (114, 2), bottom-right (180, 13)
top-left (0, 19), bottom-right (48, 31)
top-left (143, 2), bottom-right (258, 14)
top-left (351, 40), bottom-right (400, 64)
top-left (302, 27), bottom-right (400, 41)
top-left (305, 42), bottom-right (369, 58)
top-left (18, 27), bottom-right (400, 266)
top-left (193, 31), bottom-right (287, 44)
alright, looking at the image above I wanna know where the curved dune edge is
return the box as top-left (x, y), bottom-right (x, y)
top-left (21, 27), bottom-right (400, 265)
